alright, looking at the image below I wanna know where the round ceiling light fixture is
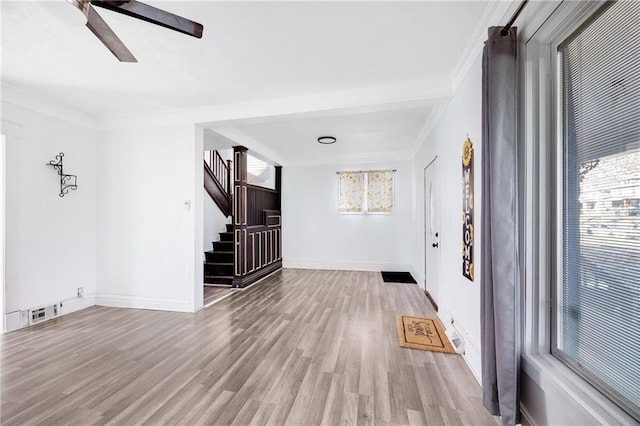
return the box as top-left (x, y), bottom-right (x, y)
top-left (317, 136), bottom-right (336, 145)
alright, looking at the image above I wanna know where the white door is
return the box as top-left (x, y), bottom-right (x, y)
top-left (424, 158), bottom-right (440, 304)
top-left (1, 135), bottom-right (5, 331)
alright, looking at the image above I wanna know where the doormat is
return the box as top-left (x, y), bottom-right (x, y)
top-left (381, 271), bottom-right (417, 284)
top-left (396, 315), bottom-right (455, 353)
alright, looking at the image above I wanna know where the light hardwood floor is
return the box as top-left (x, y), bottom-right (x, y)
top-left (1, 269), bottom-right (498, 425)
top-left (204, 286), bottom-right (233, 306)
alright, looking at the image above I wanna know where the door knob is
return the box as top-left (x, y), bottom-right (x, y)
top-left (432, 242), bottom-right (439, 248)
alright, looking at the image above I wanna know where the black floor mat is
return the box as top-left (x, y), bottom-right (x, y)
top-left (381, 271), bottom-right (417, 284)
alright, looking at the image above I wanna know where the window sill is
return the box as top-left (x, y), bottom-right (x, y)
top-left (520, 353), bottom-right (635, 425)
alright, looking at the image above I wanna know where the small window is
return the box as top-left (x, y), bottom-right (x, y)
top-left (338, 170), bottom-right (394, 214)
top-left (246, 154), bottom-right (276, 190)
top-left (555, 1), bottom-right (640, 421)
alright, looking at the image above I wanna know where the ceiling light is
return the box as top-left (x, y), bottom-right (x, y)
top-left (317, 136), bottom-right (336, 145)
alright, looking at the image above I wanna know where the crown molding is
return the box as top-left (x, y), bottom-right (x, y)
top-left (1, 83), bottom-right (99, 129)
top-left (449, 1), bottom-right (516, 92)
top-left (410, 104), bottom-right (448, 157)
top-left (98, 80), bottom-right (453, 130)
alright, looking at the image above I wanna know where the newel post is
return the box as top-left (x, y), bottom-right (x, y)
top-left (232, 146), bottom-right (248, 288)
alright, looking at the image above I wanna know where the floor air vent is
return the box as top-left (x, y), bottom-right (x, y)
top-left (30, 305), bottom-right (59, 325)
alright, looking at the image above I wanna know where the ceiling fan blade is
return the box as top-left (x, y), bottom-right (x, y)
top-left (91, 1), bottom-right (203, 39)
top-left (86, 4), bottom-right (137, 62)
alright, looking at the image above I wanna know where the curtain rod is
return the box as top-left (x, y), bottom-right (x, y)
top-left (501, 0), bottom-right (529, 36)
top-left (336, 169), bottom-right (397, 174)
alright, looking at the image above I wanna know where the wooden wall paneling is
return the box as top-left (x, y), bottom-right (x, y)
top-left (243, 229), bottom-right (247, 275)
top-left (242, 187), bottom-right (247, 225)
top-left (263, 230), bottom-right (267, 267)
top-left (249, 233), bottom-right (255, 273)
top-left (234, 185), bottom-right (241, 225)
top-left (235, 229), bottom-right (241, 277)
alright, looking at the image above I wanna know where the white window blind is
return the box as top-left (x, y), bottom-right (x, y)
top-left (556, 1), bottom-right (640, 421)
top-left (338, 170), bottom-right (394, 214)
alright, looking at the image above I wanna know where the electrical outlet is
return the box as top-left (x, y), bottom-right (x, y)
top-left (77, 287), bottom-right (84, 297)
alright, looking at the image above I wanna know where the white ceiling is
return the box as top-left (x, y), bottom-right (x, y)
top-left (1, 1), bottom-right (512, 164)
top-left (211, 105), bottom-right (438, 165)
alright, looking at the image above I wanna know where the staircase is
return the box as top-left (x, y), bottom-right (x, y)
top-left (204, 150), bottom-right (234, 286)
top-left (204, 223), bottom-right (234, 285)
top-left (203, 146), bottom-right (283, 289)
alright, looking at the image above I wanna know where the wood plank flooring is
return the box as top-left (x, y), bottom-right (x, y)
top-left (0, 269), bottom-right (498, 425)
top-left (204, 286), bottom-right (233, 306)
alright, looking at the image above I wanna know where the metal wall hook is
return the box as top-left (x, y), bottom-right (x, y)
top-left (46, 152), bottom-right (78, 197)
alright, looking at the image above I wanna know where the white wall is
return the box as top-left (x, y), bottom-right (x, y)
top-left (411, 53), bottom-right (483, 380)
top-left (1, 103), bottom-right (98, 323)
top-left (97, 124), bottom-right (201, 312)
top-left (282, 161), bottom-right (412, 272)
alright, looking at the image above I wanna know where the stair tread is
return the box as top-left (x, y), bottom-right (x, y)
top-left (204, 275), bottom-right (234, 279)
top-left (204, 262), bottom-right (234, 266)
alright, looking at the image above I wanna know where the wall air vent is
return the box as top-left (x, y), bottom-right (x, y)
top-left (29, 305), bottom-right (59, 325)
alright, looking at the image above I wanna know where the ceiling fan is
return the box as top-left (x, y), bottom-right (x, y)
top-left (68, 0), bottom-right (203, 62)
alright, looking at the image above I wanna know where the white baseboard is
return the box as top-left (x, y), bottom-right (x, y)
top-left (283, 258), bottom-right (410, 272)
top-left (410, 264), bottom-right (425, 289)
top-left (95, 293), bottom-right (192, 312)
top-left (60, 294), bottom-right (96, 316)
top-left (520, 402), bottom-right (538, 426)
top-left (437, 303), bottom-right (482, 384)
top-left (4, 295), bottom-right (96, 333)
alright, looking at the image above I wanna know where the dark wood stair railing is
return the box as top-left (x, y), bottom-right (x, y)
top-left (204, 150), bottom-right (232, 217)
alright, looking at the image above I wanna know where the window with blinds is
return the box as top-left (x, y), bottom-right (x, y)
top-left (338, 170), bottom-right (394, 214)
top-left (555, 1), bottom-right (640, 421)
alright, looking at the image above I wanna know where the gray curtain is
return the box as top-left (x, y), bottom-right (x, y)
top-left (481, 26), bottom-right (520, 426)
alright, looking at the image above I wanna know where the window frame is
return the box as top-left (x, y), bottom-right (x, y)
top-left (551, 2), bottom-right (640, 419)
top-left (520, 0), bottom-right (638, 424)
top-left (337, 169), bottom-right (395, 215)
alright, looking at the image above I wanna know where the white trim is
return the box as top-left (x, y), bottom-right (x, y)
top-left (95, 293), bottom-right (192, 313)
top-left (521, 354), bottom-right (636, 425)
top-left (0, 120), bottom-right (22, 138)
top-left (283, 259), bottom-right (410, 273)
top-left (1, 84), bottom-right (98, 129)
top-left (410, 105), bottom-right (447, 157)
top-left (449, 1), bottom-right (514, 91)
top-left (437, 302), bottom-right (482, 384)
top-left (99, 81), bottom-right (453, 130)
top-left (60, 294), bottom-right (96, 316)
top-left (520, 1), bottom-right (638, 424)
top-left (3, 295), bottom-right (96, 333)
top-left (519, 402), bottom-right (539, 426)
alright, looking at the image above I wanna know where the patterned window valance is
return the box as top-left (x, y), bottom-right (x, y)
top-left (338, 169), bottom-right (395, 214)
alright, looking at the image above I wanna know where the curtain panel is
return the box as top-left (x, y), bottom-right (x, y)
top-left (338, 171), bottom-right (365, 213)
top-left (481, 26), bottom-right (521, 426)
top-left (367, 170), bottom-right (394, 213)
